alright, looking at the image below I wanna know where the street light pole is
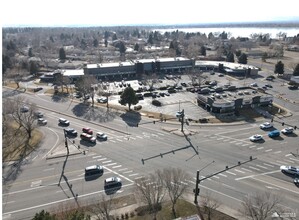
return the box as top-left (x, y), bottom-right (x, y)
top-left (63, 129), bottom-right (69, 155)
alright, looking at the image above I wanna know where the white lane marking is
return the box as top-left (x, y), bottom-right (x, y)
top-left (276, 160), bottom-right (286, 164)
top-left (235, 170), bottom-right (280, 181)
top-left (222, 183), bottom-right (236, 190)
top-left (257, 147), bottom-right (264, 150)
top-left (263, 163), bottom-right (275, 168)
top-left (4, 201), bottom-right (15, 204)
top-left (285, 154), bottom-right (292, 157)
top-left (129, 173), bottom-right (139, 177)
top-left (274, 151), bottom-right (282, 154)
top-left (112, 165), bottom-right (122, 169)
top-left (290, 157), bottom-right (299, 162)
top-left (241, 168), bottom-right (253, 172)
top-left (265, 149), bottom-right (272, 152)
top-left (105, 163), bottom-right (117, 167)
top-left (234, 169), bottom-right (245, 174)
top-left (123, 170), bottom-right (133, 174)
top-left (92, 155), bottom-right (102, 159)
top-left (134, 176), bottom-right (144, 180)
top-left (116, 139), bottom-right (123, 142)
top-left (249, 145), bottom-right (256, 148)
top-left (248, 166), bottom-right (260, 171)
top-left (2, 183), bottom-right (134, 216)
top-left (102, 160), bottom-right (112, 164)
top-left (118, 168), bottom-right (128, 172)
top-left (213, 176), bottom-right (219, 179)
top-left (87, 160), bottom-right (97, 163)
top-left (43, 127), bottom-right (61, 159)
top-left (97, 158), bottom-right (107, 161)
top-left (265, 186), bottom-right (280, 190)
top-left (110, 140), bottom-right (116, 143)
top-left (31, 180), bottom-right (42, 187)
top-left (256, 164), bottom-right (268, 169)
top-left (219, 173), bottom-right (227, 177)
top-left (226, 171), bottom-right (236, 176)
top-left (43, 168), bottom-right (55, 172)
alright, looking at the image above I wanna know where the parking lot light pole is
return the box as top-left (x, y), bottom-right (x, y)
top-left (181, 109), bottom-right (185, 132)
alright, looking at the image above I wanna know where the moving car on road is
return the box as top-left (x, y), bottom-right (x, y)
top-left (58, 118), bottom-right (70, 126)
top-left (37, 118), bottom-right (47, 125)
top-left (249, 134), bottom-right (263, 142)
top-left (268, 130), bottom-right (280, 138)
top-left (260, 122), bottom-right (273, 130)
top-left (280, 165), bottom-right (299, 176)
top-left (96, 132), bottom-right (108, 141)
top-left (82, 127), bottom-right (93, 135)
top-left (64, 128), bottom-right (78, 137)
top-left (80, 133), bottom-right (96, 143)
top-left (281, 127), bottom-right (294, 135)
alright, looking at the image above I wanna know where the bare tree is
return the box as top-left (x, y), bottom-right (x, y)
top-left (159, 168), bottom-right (190, 218)
top-left (135, 170), bottom-right (165, 220)
top-left (88, 194), bottom-right (114, 220)
top-left (201, 192), bottom-right (221, 220)
top-left (239, 191), bottom-right (283, 220)
top-left (75, 75), bottom-right (98, 106)
top-left (11, 97), bottom-right (38, 139)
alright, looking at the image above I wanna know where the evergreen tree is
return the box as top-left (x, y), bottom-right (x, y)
top-left (200, 46), bottom-right (206, 56)
top-left (148, 33), bottom-right (154, 45)
top-left (293, 63), bottom-right (299, 76)
top-left (93, 38), bottom-right (98, 47)
top-left (274, 61), bottom-right (284, 75)
top-left (235, 50), bottom-right (242, 57)
top-left (104, 39), bottom-right (108, 47)
top-left (59, 47), bottom-right (66, 60)
top-left (32, 210), bottom-right (55, 220)
top-left (238, 53), bottom-right (248, 64)
top-left (134, 43), bottom-right (140, 51)
top-left (112, 33), bottom-right (117, 41)
top-left (119, 86), bottom-right (138, 111)
top-left (29, 61), bottom-right (39, 75)
top-left (226, 52), bottom-right (235, 63)
top-left (28, 47), bottom-right (34, 57)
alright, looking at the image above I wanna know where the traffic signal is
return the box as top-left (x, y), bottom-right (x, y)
top-left (193, 188), bottom-right (200, 196)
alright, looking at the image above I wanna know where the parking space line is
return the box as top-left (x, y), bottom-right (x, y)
top-left (241, 168), bottom-right (253, 172)
top-left (263, 163), bottom-right (275, 168)
top-left (226, 171), bottom-right (236, 176)
top-left (112, 165), bottom-right (122, 169)
top-left (257, 147), bottom-right (264, 150)
top-left (105, 163), bottom-right (117, 166)
top-left (248, 166), bottom-right (260, 171)
top-left (234, 169), bottom-right (245, 174)
top-left (265, 149), bottom-right (272, 152)
top-left (97, 158), bottom-right (107, 161)
top-left (219, 173), bottom-right (227, 177)
top-left (256, 164), bottom-right (268, 169)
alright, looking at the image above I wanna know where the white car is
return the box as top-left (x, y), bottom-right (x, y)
top-left (104, 177), bottom-right (122, 187)
top-left (97, 97), bottom-right (108, 103)
top-left (249, 134), bottom-right (263, 142)
top-left (260, 122), bottom-right (273, 129)
top-left (280, 165), bottom-right (299, 176)
top-left (176, 111), bottom-right (184, 118)
top-left (250, 82), bottom-right (258, 87)
top-left (37, 118), bottom-right (47, 125)
top-left (281, 127), bottom-right (294, 135)
top-left (96, 132), bottom-right (108, 141)
top-left (58, 118), bottom-right (70, 126)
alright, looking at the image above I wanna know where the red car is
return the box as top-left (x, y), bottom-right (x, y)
top-left (82, 127), bottom-right (93, 135)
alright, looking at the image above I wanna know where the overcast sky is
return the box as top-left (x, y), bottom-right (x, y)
top-left (1, 0), bottom-right (299, 27)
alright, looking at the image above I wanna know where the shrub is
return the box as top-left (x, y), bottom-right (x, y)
top-left (152, 99), bottom-right (162, 107)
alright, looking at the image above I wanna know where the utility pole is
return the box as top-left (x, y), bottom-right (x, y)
top-left (194, 157), bottom-right (256, 205)
top-left (63, 129), bottom-right (69, 155)
top-left (180, 109), bottom-right (184, 132)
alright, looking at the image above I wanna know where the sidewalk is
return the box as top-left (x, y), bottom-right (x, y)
top-left (45, 141), bottom-right (84, 159)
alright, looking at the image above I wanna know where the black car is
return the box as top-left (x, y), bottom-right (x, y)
top-left (64, 128), bottom-right (78, 136)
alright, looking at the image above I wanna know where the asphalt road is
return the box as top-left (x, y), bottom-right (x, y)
top-left (2, 85), bottom-right (299, 219)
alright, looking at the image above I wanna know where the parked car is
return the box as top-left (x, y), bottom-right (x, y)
top-left (281, 127), bottom-right (294, 135)
top-left (97, 97), bottom-right (108, 103)
top-left (33, 87), bottom-right (43, 92)
top-left (96, 132), bottom-right (108, 141)
top-left (280, 165), bottom-right (299, 176)
top-left (268, 130), bottom-right (280, 138)
top-left (133, 105), bottom-right (142, 110)
top-left (64, 128), bottom-right (78, 136)
top-left (294, 178), bottom-right (299, 186)
top-left (176, 111), bottom-right (184, 118)
top-left (80, 133), bottom-right (96, 143)
top-left (265, 84), bottom-right (273, 88)
top-left (37, 118), bottom-right (47, 125)
top-left (58, 118), bottom-right (70, 126)
top-left (82, 127), bottom-right (93, 135)
top-left (266, 76), bottom-right (275, 81)
top-left (260, 122), bottom-right (273, 129)
top-left (249, 134), bottom-right (263, 142)
top-left (104, 177), bottom-right (122, 187)
top-left (250, 82), bottom-right (258, 87)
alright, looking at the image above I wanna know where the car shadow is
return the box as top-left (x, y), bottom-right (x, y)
top-left (253, 139), bottom-right (265, 144)
top-left (79, 140), bottom-right (96, 147)
top-left (269, 136), bottom-right (284, 141)
top-left (281, 171), bottom-right (299, 179)
top-left (84, 173), bottom-right (103, 181)
top-left (104, 184), bottom-right (122, 195)
top-left (282, 133), bottom-right (298, 138)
